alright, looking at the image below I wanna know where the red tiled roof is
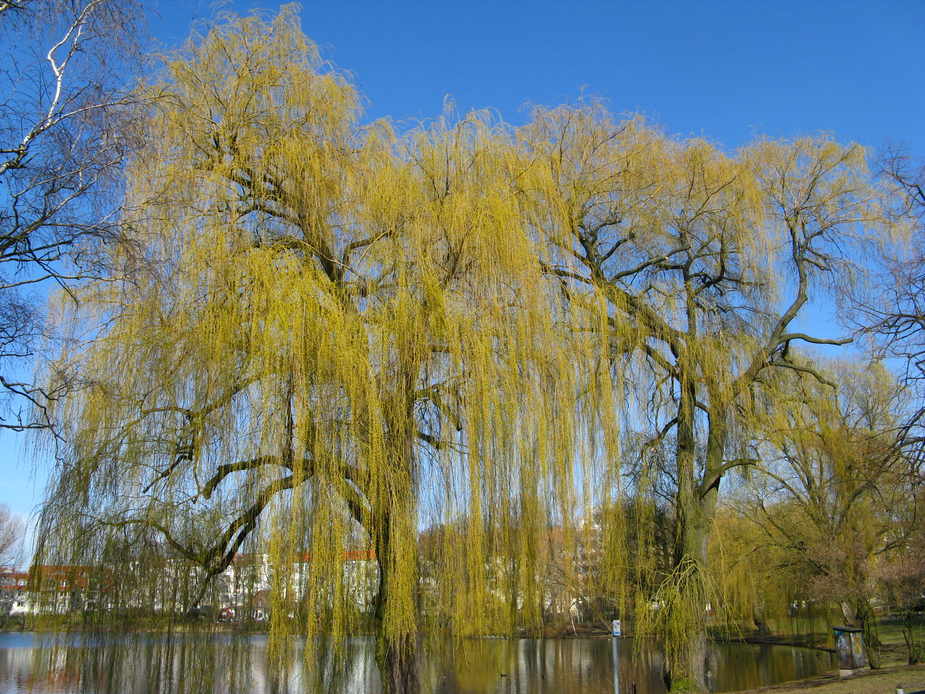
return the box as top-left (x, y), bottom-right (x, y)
top-left (26, 565), bottom-right (99, 591)
top-left (0, 571), bottom-right (31, 591)
top-left (294, 550), bottom-right (376, 562)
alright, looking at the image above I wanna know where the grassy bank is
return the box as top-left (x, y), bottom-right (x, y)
top-left (733, 663), bottom-right (925, 694)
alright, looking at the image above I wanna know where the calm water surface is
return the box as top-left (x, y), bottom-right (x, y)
top-left (0, 632), bottom-right (834, 694)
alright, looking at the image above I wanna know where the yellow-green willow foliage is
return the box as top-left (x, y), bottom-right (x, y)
top-left (37, 8), bottom-right (609, 693)
top-left (510, 103), bottom-right (897, 689)
top-left (35, 7), bottom-right (903, 693)
top-left (737, 359), bottom-right (912, 668)
top-left (708, 504), bottom-right (802, 635)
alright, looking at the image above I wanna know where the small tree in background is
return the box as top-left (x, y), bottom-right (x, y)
top-left (0, 504), bottom-right (23, 567)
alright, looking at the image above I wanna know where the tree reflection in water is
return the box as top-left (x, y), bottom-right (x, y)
top-left (0, 634), bottom-right (833, 694)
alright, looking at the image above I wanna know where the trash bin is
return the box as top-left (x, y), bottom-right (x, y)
top-left (832, 625), bottom-right (867, 676)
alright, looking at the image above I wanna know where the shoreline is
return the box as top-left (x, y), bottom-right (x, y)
top-left (730, 663), bottom-right (925, 694)
top-left (0, 622), bottom-right (840, 648)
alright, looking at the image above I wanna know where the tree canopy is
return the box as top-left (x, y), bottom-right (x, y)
top-left (35, 7), bottom-right (907, 693)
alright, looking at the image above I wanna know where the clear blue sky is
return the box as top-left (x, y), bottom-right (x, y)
top-left (2, 0), bottom-right (924, 560)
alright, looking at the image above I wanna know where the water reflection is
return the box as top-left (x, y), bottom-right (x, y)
top-left (612, 638), bottom-right (620, 694)
top-left (0, 632), bottom-right (833, 694)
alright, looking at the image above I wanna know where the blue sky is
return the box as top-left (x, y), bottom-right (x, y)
top-left (149, 0), bottom-right (925, 151)
top-left (2, 0), bottom-right (924, 561)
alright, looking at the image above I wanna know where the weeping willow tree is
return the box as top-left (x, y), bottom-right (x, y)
top-left (510, 104), bottom-right (897, 690)
top-left (36, 8), bottom-right (610, 693)
top-left (34, 6), bottom-right (905, 694)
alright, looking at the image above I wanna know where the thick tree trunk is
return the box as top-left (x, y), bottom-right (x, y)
top-left (372, 440), bottom-right (419, 693)
top-left (371, 376), bottom-right (421, 694)
top-left (668, 386), bottom-right (724, 693)
top-left (373, 526), bottom-right (419, 694)
top-left (675, 498), bottom-right (714, 693)
top-left (375, 628), bottom-right (418, 694)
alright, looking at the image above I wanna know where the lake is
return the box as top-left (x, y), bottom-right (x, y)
top-left (0, 632), bottom-right (834, 693)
